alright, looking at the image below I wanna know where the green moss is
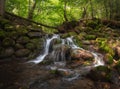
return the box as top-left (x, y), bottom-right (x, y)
top-left (106, 53), bottom-right (114, 64)
top-left (2, 38), bottom-right (15, 47)
top-left (96, 38), bottom-right (114, 55)
top-left (0, 30), bottom-right (6, 38)
top-left (26, 43), bottom-right (35, 50)
top-left (85, 35), bottom-right (96, 40)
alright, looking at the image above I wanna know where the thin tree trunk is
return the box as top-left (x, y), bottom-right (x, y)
top-left (28, 0), bottom-right (37, 20)
top-left (63, 1), bottom-right (68, 22)
top-left (90, 0), bottom-right (94, 19)
top-left (0, 0), bottom-right (5, 17)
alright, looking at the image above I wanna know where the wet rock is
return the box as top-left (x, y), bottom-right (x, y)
top-left (17, 36), bottom-right (30, 44)
top-left (49, 39), bottom-right (62, 52)
top-left (15, 49), bottom-right (30, 57)
top-left (87, 66), bottom-right (112, 82)
top-left (51, 44), bottom-right (71, 61)
top-left (71, 49), bottom-right (94, 60)
top-left (2, 38), bottom-right (15, 47)
top-left (0, 47), bottom-right (14, 58)
top-left (28, 32), bottom-right (42, 38)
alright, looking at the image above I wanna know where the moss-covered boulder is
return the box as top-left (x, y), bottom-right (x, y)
top-left (28, 32), bottom-right (42, 38)
top-left (0, 47), bottom-right (14, 58)
top-left (15, 43), bottom-right (24, 49)
top-left (25, 43), bottom-right (35, 50)
top-left (2, 38), bottom-right (15, 47)
top-left (15, 49), bottom-right (30, 57)
top-left (17, 36), bottom-right (30, 44)
top-left (87, 66), bottom-right (112, 82)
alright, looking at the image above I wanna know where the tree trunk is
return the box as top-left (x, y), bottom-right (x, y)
top-left (28, 0), bottom-right (37, 20)
top-left (90, 0), bottom-right (94, 19)
top-left (63, 1), bottom-right (68, 22)
top-left (0, 0), bottom-right (5, 17)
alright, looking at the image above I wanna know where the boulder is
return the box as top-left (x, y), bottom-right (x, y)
top-left (15, 49), bottom-right (30, 57)
top-left (17, 36), bottom-right (30, 44)
top-left (87, 66), bottom-right (112, 82)
top-left (28, 32), bottom-right (42, 38)
top-left (0, 47), bottom-right (14, 58)
top-left (25, 43), bottom-right (35, 50)
top-left (15, 43), bottom-right (24, 49)
top-left (71, 49), bottom-right (94, 60)
top-left (2, 38), bottom-right (15, 47)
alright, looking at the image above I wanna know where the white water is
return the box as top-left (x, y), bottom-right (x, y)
top-left (28, 34), bottom-right (104, 81)
top-left (29, 34), bottom-right (104, 66)
top-left (29, 34), bottom-right (59, 64)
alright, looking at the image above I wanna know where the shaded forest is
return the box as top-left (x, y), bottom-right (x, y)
top-left (0, 0), bottom-right (120, 89)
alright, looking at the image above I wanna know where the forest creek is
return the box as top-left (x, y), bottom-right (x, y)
top-left (0, 1), bottom-right (120, 88)
top-left (0, 14), bottom-right (120, 89)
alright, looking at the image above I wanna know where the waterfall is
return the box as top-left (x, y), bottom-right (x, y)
top-left (29, 34), bottom-right (59, 64)
top-left (29, 34), bottom-right (104, 67)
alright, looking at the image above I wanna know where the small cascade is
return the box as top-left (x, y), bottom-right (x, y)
top-left (28, 34), bottom-right (105, 81)
top-left (29, 34), bottom-right (59, 64)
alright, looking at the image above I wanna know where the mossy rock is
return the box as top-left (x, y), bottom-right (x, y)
top-left (85, 35), bottom-right (96, 40)
top-left (0, 47), bottom-right (14, 58)
top-left (68, 32), bottom-right (77, 36)
top-left (114, 60), bottom-right (120, 74)
top-left (60, 33), bottom-right (70, 39)
top-left (7, 31), bottom-right (18, 39)
top-left (2, 38), bottom-right (15, 47)
top-left (4, 24), bottom-right (14, 31)
top-left (17, 36), bottom-right (30, 44)
top-left (15, 43), bottom-right (24, 49)
top-left (73, 36), bottom-right (83, 47)
top-left (25, 43), bottom-right (35, 50)
top-left (0, 30), bottom-right (6, 38)
top-left (104, 53), bottom-right (114, 64)
top-left (88, 66), bottom-right (112, 82)
top-left (15, 49), bottom-right (30, 57)
top-left (16, 28), bottom-right (28, 35)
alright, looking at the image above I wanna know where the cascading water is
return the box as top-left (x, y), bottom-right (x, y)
top-left (29, 34), bottom-right (59, 64)
top-left (29, 34), bottom-right (104, 81)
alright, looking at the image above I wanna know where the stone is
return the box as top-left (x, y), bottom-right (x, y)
top-left (0, 47), bottom-right (14, 58)
top-left (50, 44), bottom-right (71, 61)
top-left (15, 43), bottom-right (24, 49)
top-left (25, 43), bottom-right (35, 50)
top-left (17, 36), bottom-right (30, 44)
top-left (71, 49), bottom-right (94, 60)
top-left (87, 66), bottom-right (112, 82)
top-left (2, 38), bottom-right (15, 47)
top-left (115, 46), bottom-right (120, 59)
top-left (15, 49), bottom-right (30, 57)
top-left (28, 32), bottom-right (42, 38)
